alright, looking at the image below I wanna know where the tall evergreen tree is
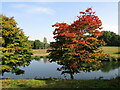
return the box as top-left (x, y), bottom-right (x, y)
top-left (43, 37), bottom-right (47, 49)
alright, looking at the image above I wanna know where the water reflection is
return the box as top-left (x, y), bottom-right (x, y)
top-left (1, 56), bottom-right (43, 76)
top-left (58, 61), bottom-right (120, 79)
top-left (2, 57), bottom-right (120, 79)
top-left (31, 56), bottom-right (49, 63)
top-left (2, 58), bottom-right (32, 76)
top-left (100, 61), bottom-right (120, 72)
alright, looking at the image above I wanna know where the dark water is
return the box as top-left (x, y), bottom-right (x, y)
top-left (2, 58), bottom-right (120, 80)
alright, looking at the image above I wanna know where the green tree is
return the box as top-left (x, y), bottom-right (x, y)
top-left (1, 15), bottom-right (32, 74)
top-left (45, 43), bottom-right (50, 49)
top-left (28, 40), bottom-right (34, 48)
top-left (33, 40), bottom-right (44, 49)
top-left (43, 37), bottom-right (47, 49)
top-left (99, 31), bottom-right (120, 46)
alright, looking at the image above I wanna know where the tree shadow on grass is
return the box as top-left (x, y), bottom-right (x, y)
top-left (114, 52), bottom-right (120, 54)
top-left (17, 84), bottom-right (32, 88)
top-left (15, 79), bottom-right (120, 88)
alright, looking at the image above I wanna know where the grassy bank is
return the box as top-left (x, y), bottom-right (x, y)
top-left (1, 78), bottom-right (120, 88)
top-left (32, 49), bottom-right (49, 56)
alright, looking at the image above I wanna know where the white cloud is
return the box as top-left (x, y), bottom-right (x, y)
top-left (102, 24), bottom-right (118, 34)
top-left (11, 4), bottom-right (55, 15)
top-left (27, 7), bottom-right (55, 15)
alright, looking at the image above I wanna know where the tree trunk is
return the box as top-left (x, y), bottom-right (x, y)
top-left (70, 68), bottom-right (74, 79)
top-left (70, 73), bottom-right (74, 79)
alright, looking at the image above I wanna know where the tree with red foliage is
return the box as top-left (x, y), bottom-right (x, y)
top-left (48, 8), bottom-right (108, 79)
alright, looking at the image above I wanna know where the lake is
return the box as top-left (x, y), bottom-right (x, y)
top-left (2, 58), bottom-right (120, 80)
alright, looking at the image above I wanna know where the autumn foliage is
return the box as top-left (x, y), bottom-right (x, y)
top-left (1, 15), bottom-right (32, 74)
top-left (48, 8), bottom-right (107, 79)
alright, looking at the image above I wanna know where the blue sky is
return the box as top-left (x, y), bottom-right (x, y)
top-left (2, 2), bottom-right (118, 43)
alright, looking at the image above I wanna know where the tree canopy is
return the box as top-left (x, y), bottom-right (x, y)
top-left (98, 31), bottom-right (120, 46)
top-left (1, 15), bottom-right (32, 74)
top-left (29, 39), bottom-right (50, 49)
top-left (48, 8), bottom-right (108, 79)
top-left (32, 40), bottom-right (44, 49)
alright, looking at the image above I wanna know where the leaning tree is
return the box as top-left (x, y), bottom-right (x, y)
top-left (48, 8), bottom-right (109, 79)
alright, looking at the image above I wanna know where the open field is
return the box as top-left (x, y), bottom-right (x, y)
top-left (32, 47), bottom-right (120, 58)
top-left (101, 46), bottom-right (120, 58)
top-left (32, 49), bottom-right (49, 56)
top-left (1, 78), bottom-right (120, 88)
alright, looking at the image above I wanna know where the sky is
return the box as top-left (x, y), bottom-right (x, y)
top-left (1, 1), bottom-right (118, 43)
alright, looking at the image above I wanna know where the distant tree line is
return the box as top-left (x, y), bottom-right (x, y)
top-left (29, 37), bottom-right (50, 49)
top-left (29, 31), bottom-right (120, 49)
top-left (98, 31), bottom-right (120, 46)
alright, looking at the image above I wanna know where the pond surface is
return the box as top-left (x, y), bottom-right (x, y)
top-left (2, 58), bottom-right (120, 80)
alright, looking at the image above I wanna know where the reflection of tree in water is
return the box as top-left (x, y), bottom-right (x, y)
top-left (33, 56), bottom-right (49, 63)
top-left (2, 58), bottom-right (32, 76)
top-left (100, 61), bottom-right (120, 72)
top-left (32, 56), bottom-right (42, 61)
top-left (57, 61), bottom-right (120, 79)
top-left (2, 56), bottom-right (49, 76)
top-left (43, 57), bottom-right (49, 63)
top-left (56, 61), bottom-right (101, 79)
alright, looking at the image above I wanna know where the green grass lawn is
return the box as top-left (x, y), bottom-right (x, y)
top-left (101, 46), bottom-right (120, 58)
top-left (1, 78), bottom-right (120, 88)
